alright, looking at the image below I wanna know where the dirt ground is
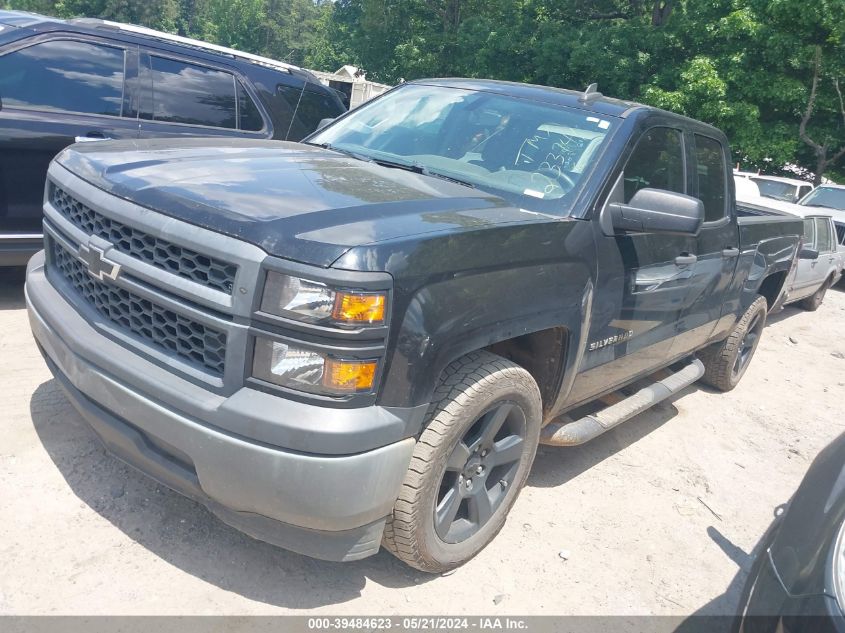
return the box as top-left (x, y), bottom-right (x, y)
top-left (2, 264), bottom-right (844, 616)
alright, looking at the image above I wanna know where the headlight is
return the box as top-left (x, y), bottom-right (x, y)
top-left (252, 337), bottom-right (377, 395)
top-left (260, 272), bottom-right (386, 326)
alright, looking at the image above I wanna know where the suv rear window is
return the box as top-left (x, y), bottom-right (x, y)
top-left (0, 39), bottom-right (125, 116)
top-left (296, 87), bottom-right (344, 134)
top-left (143, 56), bottom-right (237, 128)
top-left (277, 83), bottom-right (344, 140)
top-left (237, 82), bottom-right (263, 132)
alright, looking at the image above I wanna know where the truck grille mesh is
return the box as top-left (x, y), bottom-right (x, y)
top-left (51, 239), bottom-right (227, 375)
top-left (51, 185), bottom-right (237, 294)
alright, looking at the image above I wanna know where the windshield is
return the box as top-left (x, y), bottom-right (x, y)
top-left (800, 186), bottom-right (845, 211)
top-left (307, 83), bottom-right (617, 212)
top-left (751, 178), bottom-right (798, 202)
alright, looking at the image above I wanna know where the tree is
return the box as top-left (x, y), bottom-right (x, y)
top-left (799, 48), bottom-right (845, 185)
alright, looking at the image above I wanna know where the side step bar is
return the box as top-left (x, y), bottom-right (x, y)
top-left (539, 358), bottom-right (705, 446)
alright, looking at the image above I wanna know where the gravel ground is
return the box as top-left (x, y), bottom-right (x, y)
top-left (2, 265), bottom-right (844, 616)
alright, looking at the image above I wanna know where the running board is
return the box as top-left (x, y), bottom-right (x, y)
top-left (539, 358), bottom-right (704, 446)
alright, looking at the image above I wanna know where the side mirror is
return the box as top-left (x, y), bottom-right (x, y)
top-left (607, 188), bottom-right (705, 236)
top-left (316, 117), bottom-right (335, 131)
top-left (798, 247), bottom-right (819, 260)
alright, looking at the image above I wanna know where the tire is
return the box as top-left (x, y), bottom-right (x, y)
top-left (382, 351), bottom-right (542, 573)
top-left (698, 295), bottom-right (767, 392)
top-left (799, 277), bottom-right (831, 312)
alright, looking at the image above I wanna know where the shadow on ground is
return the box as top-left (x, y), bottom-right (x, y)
top-left (765, 304), bottom-right (805, 326)
top-left (30, 376), bottom-right (693, 608)
top-left (0, 267), bottom-right (25, 310)
top-left (529, 385), bottom-right (692, 489)
top-left (673, 508), bottom-right (784, 633)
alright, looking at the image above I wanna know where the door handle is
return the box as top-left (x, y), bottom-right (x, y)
top-left (722, 247), bottom-right (740, 258)
top-left (675, 254), bottom-right (698, 266)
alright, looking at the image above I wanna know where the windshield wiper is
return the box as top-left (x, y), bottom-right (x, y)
top-left (373, 158), bottom-right (477, 190)
top-left (305, 141), bottom-right (373, 164)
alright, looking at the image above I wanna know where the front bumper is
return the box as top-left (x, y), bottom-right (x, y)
top-left (26, 251), bottom-right (415, 561)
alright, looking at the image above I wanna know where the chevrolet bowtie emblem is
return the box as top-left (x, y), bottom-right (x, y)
top-left (78, 243), bottom-right (121, 281)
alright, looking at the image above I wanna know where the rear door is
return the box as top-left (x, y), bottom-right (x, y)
top-left (669, 132), bottom-right (740, 353)
top-left (137, 51), bottom-right (271, 140)
top-left (0, 35), bottom-right (139, 235)
top-left (788, 218), bottom-right (824, 301)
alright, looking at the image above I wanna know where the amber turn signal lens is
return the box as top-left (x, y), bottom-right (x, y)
top-left (332, 292), bottom-right (386, 324)
top-left (324, 359), bottom-right (377, 392)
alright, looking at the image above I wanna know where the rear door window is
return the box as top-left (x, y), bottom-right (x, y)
top-left (815, 217), bottom-right (834, 253)
top-left (142, 55), bottom-right (236, 128)
top-left (803, 219), bottom-right (817, 250)
top-left (0, 39), bottom-right (125, 116)
top-left (694, 135), bottom-right (728, 222)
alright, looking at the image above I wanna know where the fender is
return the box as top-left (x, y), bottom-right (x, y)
top-left (732, 216), bottom-right (802, 311)
top-left (334, 218), bottom-right (596, 410)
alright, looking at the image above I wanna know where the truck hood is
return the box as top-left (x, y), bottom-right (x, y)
top-left (55, 138), bottom-right (535, 267)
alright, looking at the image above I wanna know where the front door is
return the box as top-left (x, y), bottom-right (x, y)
top-left (568, 125), bottom-right (697, 406)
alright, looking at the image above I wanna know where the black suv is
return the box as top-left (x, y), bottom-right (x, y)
top-left (0, 10), bottom-right (346, 266)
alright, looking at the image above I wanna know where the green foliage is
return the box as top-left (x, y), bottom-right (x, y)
top-left (1, 0), bottom-right (844, 180)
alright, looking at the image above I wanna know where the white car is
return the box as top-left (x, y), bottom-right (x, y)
top-left (750, 175), bottom-right (814, 204)
top-left (737, 198), bottom-right (843, 309)
top-left (784, 211), bottom-right (842, 310)
top-left (799, 184), bottom-right (845, 247)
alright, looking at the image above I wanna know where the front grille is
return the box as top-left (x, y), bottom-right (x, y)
top-left (51, 239), bottom-right (227, 375)
top-left (836, 222), bottom-right (845, 246)
top-left (51, 185), bottom-right (237, 294)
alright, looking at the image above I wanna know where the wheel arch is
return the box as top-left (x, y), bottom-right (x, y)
top-left (756, 270), bottom-right (789, 311)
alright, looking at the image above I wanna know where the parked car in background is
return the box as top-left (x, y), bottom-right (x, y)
top-left (0, 10), bottom-right (346, 266)
top-left (735, 175), bottom-right (762, 202)
top-left (738, 200), bottom-right (841, 310)
top-left (799, 184), bottom-right (845, 247)
top-left (749, 175), bottom-right (814, 204)
top-left (785, 213), bottom-right (842, 310)
top-left (736, 432), bottom-right (845, 633)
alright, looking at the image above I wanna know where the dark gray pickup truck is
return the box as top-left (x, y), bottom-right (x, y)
top-left (25, 79), bottom-right (802, 571)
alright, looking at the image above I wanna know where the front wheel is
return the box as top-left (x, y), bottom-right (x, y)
top-left (698, 295), bottom-right (767, 392)
top-left (382, 351), bottom-right (542, 572)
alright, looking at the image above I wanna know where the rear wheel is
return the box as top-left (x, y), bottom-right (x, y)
top-left (382, 351), bottom-right (542, 572)
top-left (698, 295), bottom-right (767, 392)
top-left (799, 277), bottom-right (831, 312)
